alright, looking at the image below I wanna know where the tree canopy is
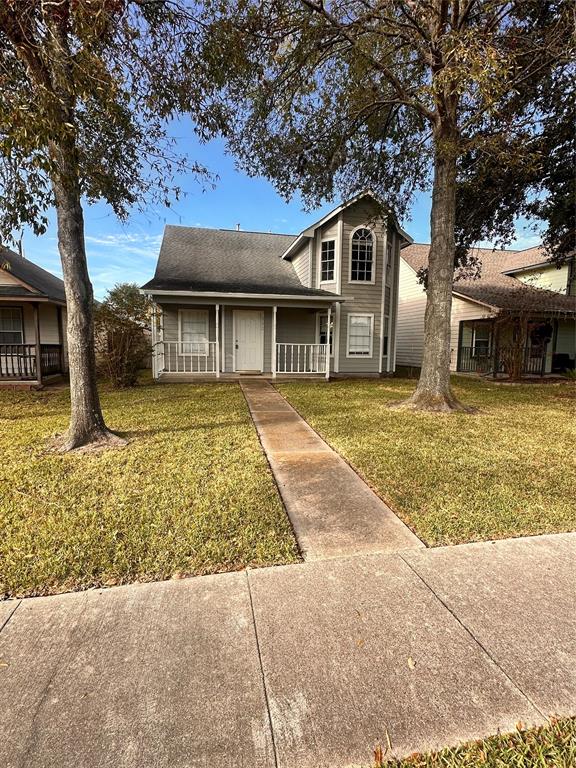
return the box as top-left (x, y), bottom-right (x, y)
top-left (196, 0), bottom-right (573, 409)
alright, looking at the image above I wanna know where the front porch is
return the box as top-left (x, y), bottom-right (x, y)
top-left (151, 301), bottom-right (336, 381)
top-left (0, 301), bottom-right (67, 387)
top-left (456, 317), bottom-right (576, 377)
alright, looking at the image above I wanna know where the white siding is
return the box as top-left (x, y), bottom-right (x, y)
top-left (396, 257), bottom-right (426, 367)
top-left (516, 264), bottom-right (569, 294)
top-left (450, 296), bottom-right (494, 370)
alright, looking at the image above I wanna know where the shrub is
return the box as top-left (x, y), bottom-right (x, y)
top-left (95, 283), bottom-right (152, 387)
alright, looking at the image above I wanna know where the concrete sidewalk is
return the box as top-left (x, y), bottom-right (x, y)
top-left (241, 380), bottom-right (423, 559)
top-left (1, 533), bottom-right (574, 768)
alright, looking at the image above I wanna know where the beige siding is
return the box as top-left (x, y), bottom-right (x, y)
top-left (0, 270), bottom-right (25, 286)
top-left (396, 257), bottom-right (426, 366)
top-left (516, 264), bottom-right (569, 294)
top-left (38, 304), bottom-right (60, 344)
top-left (290, 240), bottom-right (311, 287)
top-left (450, 296), bottom-right (494, 370)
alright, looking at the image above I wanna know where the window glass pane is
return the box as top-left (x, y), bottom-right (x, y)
top-left (321, 240), bottom-right (335, 282)
top-left (386, 241), bottom-right (393, 283)
top-left (383, 315), bottom-right (389, 356)
top-left (348, 315), bottom-right (372, 356)
top-left (0, 308), bottom-right (23, 343)
top-left (180, 310), bottom-right (208, 353)
top-left (319, 313), bottom-right (333, 353)
top-left (351, 228), bottom-right (373, 281)
top-left (473, 324), bottom-right (490, 355)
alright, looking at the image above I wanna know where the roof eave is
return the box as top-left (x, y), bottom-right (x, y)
top-left (140, 288), bottom-right (344, 302)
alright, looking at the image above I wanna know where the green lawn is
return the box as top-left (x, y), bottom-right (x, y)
top-left (278, 377), bottom-right (576, 546)
top-left (374, 717), bottom-right (576, 767)
top-left (0, 379), bottom-right (298, 598)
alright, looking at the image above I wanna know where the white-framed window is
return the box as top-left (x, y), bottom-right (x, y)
top-left (347, 313), bottom-right (374, 357)
top-left (382, 314), bottom-right (390, 357)
top-left (350, 227), bottom-right (375, 283)
top-left (472, 323), bottom-right (491, 357)
top-left (0, 307), bottom-right (23, 344)
top-left (320, 239), bottom-right (335, 283)
top-left (178, 309), bottom-right (209, 355)
top-left (317, 312), bottom-right (334, 356)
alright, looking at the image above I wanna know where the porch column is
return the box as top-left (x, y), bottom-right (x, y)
top-left (57, 304), bottom-right (66, 374)
top-left (325, 304), bottom-right (332, 380)
top-left (215, 304), bottom-right (220, 378)
top-left (492, 322), bottom-right (499, 380)
top-left (150, 303), bottom-right (157, 379)
top-left (221, 306), bottom-right (226, 372)
top-left (272, 305), bottom-right (277, 379)
top-left (33, 302), bottom-right (42, 387)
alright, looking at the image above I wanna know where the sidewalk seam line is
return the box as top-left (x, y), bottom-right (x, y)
top-left (399, 553), bottom-right (547, 720)
top-left (0, 600), bottom-right (21, 635)
top-left (245, 570), bottom-right (280, 768)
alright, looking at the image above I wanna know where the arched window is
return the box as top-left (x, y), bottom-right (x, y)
top-left (350, 228), bottom-right (374, 282)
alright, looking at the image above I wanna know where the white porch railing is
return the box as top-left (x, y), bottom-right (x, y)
top-left (276, 343), bottom-right (328, 374)
top-left (154, 341), bottom-right (217, 375)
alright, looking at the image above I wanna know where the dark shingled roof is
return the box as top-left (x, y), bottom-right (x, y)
top-left (141, 226), bottom-right (337, 297)
top-left (402, 244), bottom-right (576, 315)
top-left (0, 246), bottom-right (66, 303)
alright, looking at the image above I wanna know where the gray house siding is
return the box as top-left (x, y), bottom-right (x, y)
top-left (337, 200), bottom-right (390, 374)
top-left (160, 302), bottom-right (321, 374)
top-left (291, 241), bottom-right (312, 287)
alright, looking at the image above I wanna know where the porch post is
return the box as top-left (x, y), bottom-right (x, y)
top-left (150, 303), bottom-right (157, 379)
top-left (272, 305), bottom-right (277, 379)
top-left (215, 304), bottom-right (220, 378)
top-left (492, 321), bottom-right (499, 380)
top-left (221, 306), bottom-right (226, 372)
top-left (56, 304), bottom-right (66, 374)
top-left (325, 304), bottom-right (332, 380)
top-left (33, 302), bottom-right (42, 387)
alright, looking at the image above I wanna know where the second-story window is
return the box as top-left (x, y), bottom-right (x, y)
top-left (321, 240), bottom-right (335, 282)
top-left (350, 228), bottom-right (374, 282)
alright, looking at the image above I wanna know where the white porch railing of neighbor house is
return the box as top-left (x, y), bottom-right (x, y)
top-left (155, 341), bottom-right (218, 375)
top-left (276, 343), bottom-right (328, 374)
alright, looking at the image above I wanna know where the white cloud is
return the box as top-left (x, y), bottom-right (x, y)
top-left (85, 232), bottom-right (162, 260)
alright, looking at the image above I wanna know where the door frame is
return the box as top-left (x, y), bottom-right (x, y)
top-left (233, 309), bottom-right (264, 373)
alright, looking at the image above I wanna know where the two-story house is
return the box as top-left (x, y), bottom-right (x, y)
top-left (141, 192), bottom-right (412, 379)
top-left (397, 245), bottom-right (576, 377)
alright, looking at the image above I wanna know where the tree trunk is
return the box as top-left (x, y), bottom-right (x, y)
top-left (395, 135), bottom-right (471, 412)
top-left (50, 140), bottom-right (124, 452)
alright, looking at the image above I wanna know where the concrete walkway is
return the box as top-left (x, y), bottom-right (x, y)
top-left (241, 380), bottom-right (423, 559)
top-left (1, 533), bottom-right (575, 768)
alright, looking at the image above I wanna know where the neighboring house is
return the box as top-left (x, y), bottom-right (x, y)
top-left (141, 192), bottom-right (412, 380)
top-left (397, 245), bottom-right (576, 377)
top-left (0, 247), bottom-right (68, 388)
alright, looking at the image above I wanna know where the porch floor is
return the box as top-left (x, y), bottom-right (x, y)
top-left (156, 372), bottom-right (328, 383)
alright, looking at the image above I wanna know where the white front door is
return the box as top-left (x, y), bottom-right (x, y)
top-left (234, 311), bottom-right (264, 372)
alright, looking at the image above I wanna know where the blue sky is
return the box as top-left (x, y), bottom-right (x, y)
top-left (21, 128), bottom-right (542, 300)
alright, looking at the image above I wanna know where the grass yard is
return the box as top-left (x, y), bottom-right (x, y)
top-left (0, 379), bottom-right (298, 599)
top-left (374, 717), bottom-right (576, 767)
top-left (278, 376), bottom-right (576, 546)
